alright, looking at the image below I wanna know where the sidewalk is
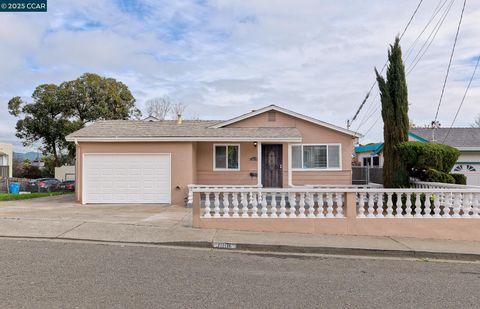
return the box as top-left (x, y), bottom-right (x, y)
top-left (0, 197), bottom-right (479, 261)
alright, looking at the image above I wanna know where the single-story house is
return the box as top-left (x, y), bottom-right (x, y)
top-left (66, 105), bottom-right (361, 205)
top-left (409, 128), bottom-right (480, 186)
top-left (354, 142), bottom-right (384, 167)
top-left (0, 143), bottom-right (13, 178)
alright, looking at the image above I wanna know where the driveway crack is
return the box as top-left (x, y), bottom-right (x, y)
top-left (56, 222), bottom-right (86, 238)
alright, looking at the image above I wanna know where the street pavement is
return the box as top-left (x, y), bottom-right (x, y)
top-left (1, 195), bottom-right (480, 260)
top-left (0, 239), bottom-right (479, 309)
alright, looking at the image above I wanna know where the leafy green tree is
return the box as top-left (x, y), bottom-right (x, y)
top-left (8, 84), bottom-right (76, 166)
top-left (375, 37), bottom-right (410, 188)
top-left (8, 73), bottom-right (140, 167)
top-left (59, 73), bottom-right (140, 124)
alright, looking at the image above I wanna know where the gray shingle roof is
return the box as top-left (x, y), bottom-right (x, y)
top-left (410, 128), bottom-right (480, 148)
top-left (66, 120), bottom-right (302, 140)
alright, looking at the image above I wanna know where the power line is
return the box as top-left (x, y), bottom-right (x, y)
top-left (348, 0), bottom-right (424, 128)
top-left (433, 0), bottom-right (467, 130)
top-left (442, 54), bottom-right (480, 143)
top-left (404, 0), bottom-right (448, 62)
top-left (406, 0), bottom-right (456, 75)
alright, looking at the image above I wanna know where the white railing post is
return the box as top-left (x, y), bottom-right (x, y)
top-left (453, 193), bottom-right (461, 218)
top-left (270, 193), bottom-right (278, 218)
top-left (232, 192), bottom-right (239, 218)
top-left (317, 193), bottom-right (325, 218)
top-left (414, 193), bottom-right (422, 218)
top-left (203, 192), bottom-right (211, 218)
top-left (261, 192), bottom-right (268, 218)
top-left (213, 192), bottom-right (221, 218)
top-left (326, 193), bottom-right (334, 218)
top-left (335, 193), bottom-right (344, 218)
top-left (357, 193), bottom-right (366, 218)
top-left (367, 193), bottom-right (375, 218)
top-left (298, 193), bottom-right (306, 218)
top-left (472, 193), bottom-right (480, 218)
top-left (241, 193), bottom-right (249, 218)
top-left (279, 193), bottom-right (287, 218)
top-left (251, 192), bottom-right (259, 218)
top-left (376, 193), bottom-right (384, 218)
top-left (223, 192), bottom-right (230, 218)
top-left (433, 193), bottom-right (441, 218)
top-left (386, 193), bottom-right (394, 218)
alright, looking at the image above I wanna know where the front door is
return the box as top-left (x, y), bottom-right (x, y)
top-left (262, 144), bottom-right (283, 188)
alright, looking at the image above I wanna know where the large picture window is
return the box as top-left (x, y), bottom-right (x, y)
top-left (214, 144), bottom-right (239, 170)
top-left (291, 144), bottom-right (341, 170)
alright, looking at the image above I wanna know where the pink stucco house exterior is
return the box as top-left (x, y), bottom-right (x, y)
top-left (66, 105), bottom-right (360, 205)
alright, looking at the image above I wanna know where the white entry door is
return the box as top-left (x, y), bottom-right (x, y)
top-left (83, 154), bottom-right (171, 204)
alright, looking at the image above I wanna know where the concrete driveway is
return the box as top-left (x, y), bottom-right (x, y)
top-left (0, 194), bottom-right (192, 228)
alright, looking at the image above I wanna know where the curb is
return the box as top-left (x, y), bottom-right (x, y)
top-left (1, 235), bottom-right (479, 262)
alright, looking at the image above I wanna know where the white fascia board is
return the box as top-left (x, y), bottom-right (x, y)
top-left (65, 136), bottom-right (303, 143)
top-left (209, 105), bottom-right (362, 138)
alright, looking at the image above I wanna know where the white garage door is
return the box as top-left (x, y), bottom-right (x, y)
top-left (83, 154), bottom-right (171, 204)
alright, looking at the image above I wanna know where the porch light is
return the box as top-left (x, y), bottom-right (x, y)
top-left (253, 142), bottom-right (257, 147)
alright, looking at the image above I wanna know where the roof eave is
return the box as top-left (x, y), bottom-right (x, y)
top-left (65, 136), bottom-right (303, 143)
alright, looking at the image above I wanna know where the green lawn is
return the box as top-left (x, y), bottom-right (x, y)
top-left (0, 192), bottom-right (72, 201)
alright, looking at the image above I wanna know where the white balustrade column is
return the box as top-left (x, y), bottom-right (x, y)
top-left (232, 193), bottom-right (239, 218)
top-left (241, 193), bottom-right (249, 218)
top-left (298, 193), bottom-right (306, 218)
top-left (222, 193), bottom-right (230, 217)
top-left (317, 193), bottom-right (325, 218)
top-left (326, 193), bottom-right (334, 218)
top-left (335, 193), bottom-right (344, 218)
top-left (453, 193), bottom-right (461, 218)
top-left (251, 192), bottom-right (259, 218)
top-left (442, 193), bottom-right (452, 218)
top-left (289, 193), bottom-right (297, 218)
top-left (404, 193), bottom-right (413, 218)
top-left (414, 193), bottom-right (422, 218)
top-left (386, 193), bottom-right (394, 218)
top-left (357, 193), bottom-right (366, 218)
top-left (423, 193), bottom-right (432, 218)
top-left (472, 193), bottom-right (480, 218)
top-left (279, 193), bottom-right (287, 218)
top-left (203, 192), bottom-right (211, 218)
top-left (306, 193), bottom-right (315, 218)
top-left (261, 193), bottom-right (268, 218)
top-left (367, 193), bottom-right (375, 218)
top-left (433, 193), bottom-right (441, 218)
top-left (270, 193), bottom-right (278, 218)
top-left (213, 193), bottom-right (221, 218)
top-left (461, 193), bottom-right (471, 218)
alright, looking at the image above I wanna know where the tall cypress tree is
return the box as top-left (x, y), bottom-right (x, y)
top-left (375, 37), bottom-right (410, 188)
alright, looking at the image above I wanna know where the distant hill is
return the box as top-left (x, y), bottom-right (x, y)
top-left (13, 151), bottom-right (42, 161)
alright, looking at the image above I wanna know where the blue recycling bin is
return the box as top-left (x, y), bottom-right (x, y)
top-left (9, 182), bottom-right (20, 194)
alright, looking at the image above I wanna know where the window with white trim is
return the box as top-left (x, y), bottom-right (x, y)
top-left (214, 145), bottom-right (239, 170)
top-left (291, 144), bottom-right (341, 169)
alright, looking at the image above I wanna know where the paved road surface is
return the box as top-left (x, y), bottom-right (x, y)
top-left (1, 239), bottom-right (479, 308)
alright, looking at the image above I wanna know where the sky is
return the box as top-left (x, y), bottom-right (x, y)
top-left (1, 0), bottom-right (479, 153)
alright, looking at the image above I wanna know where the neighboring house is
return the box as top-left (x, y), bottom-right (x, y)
top-left (66, 105), bottom-right (361, 205)
top-left (354, 143), bottom-right (384, 167)
top-left (0, 143), bottom-right (13, 178)
top-left (409, 128), bottom-right (480, 186)
top-left (31, 159), bottom-right (45, 169)
top-left (143, 116), bottom-right (160, 122)
top-left (55, 165), bottom-right (76, 181)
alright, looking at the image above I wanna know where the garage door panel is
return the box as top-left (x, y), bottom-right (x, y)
top-left (83, 154), bottom-right (171, 204)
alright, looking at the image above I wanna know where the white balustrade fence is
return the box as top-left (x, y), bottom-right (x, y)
top-left (356, 190), bottom-right (480, 219)
top-left (191, 187), bottom-right (480, 219)
top-left (194, 189), bottom-right (344, 219)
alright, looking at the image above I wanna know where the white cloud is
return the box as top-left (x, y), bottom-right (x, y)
top-left (1, 0), bottom-right (480, 152)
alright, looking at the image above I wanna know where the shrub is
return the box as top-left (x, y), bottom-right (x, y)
top-left (422, 168), bottom-right (455, 184)
top-left (450, 173), bottom-right (467, 185)
top-left (396, 141), bottom-right (459, 173)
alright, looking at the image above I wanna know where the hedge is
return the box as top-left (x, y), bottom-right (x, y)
top-left (450, 173), bottom-right (467, 185)
top-left (396, 141), bottom-right (459, 173)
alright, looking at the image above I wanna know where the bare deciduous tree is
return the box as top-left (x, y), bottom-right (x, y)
top-left (171, 102), bottom-right (186, 118)
top-left (145, 96), bottom-right (172, 120)
top-left (472, 114), bottom-right (480, 128)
